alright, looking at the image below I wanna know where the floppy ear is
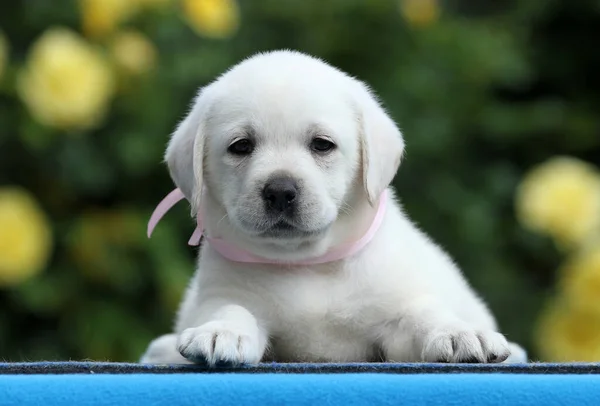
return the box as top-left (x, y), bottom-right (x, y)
top-left (164, 88), bottom-right (206, 213)
top-left (354, 81), bottom-right (405, 205)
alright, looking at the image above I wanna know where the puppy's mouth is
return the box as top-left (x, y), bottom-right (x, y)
top-left (272, 221), bottom-right (296, 232)
top-left (259, 220), bottom-right (326, 239)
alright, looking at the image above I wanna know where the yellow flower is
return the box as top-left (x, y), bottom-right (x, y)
top-left (182, 0), bottom-right (240, 39)
top-left (399, 0), bottom-right (440, 28)
top-left (17, 27), bottom-right (115, 131)
top-left (80, 0), bottom-right (139, 38)
top-left (110, 30), bottom-right (157, 76)
top-left (535, 300), bottom-right (600, 362)
top-left (0, 30), bottom-right (7, 81)
top-left (557, 240), bottom-right (600, 316)
top-left (0, 187), bottom-right (52, 287)
top-left (515, 156), bottom-right (600, 249)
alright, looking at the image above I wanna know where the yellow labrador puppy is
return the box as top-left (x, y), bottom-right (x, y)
top-left (141, 50), bottom-right (527, 365)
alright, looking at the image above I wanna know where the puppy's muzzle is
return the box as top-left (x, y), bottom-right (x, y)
top-left (262, 176), bottom-right (298, 215)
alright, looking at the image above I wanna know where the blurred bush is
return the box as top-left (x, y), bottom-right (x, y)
top-left (1, 0), bottom-right (599, 362)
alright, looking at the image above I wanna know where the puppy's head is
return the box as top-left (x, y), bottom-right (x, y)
top-left (165, 51), bottom-right (404, 251)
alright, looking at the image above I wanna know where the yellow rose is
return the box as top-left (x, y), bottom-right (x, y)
top-left (399, 0), bottom-right (440, 28)
top-left (515, 156), bottom-right (600, 249)
top-left (80, 0), bottom-right (139, 38)
top-left (110, 30), bottom-right (157, 76)
top-left (535, 300), bottom-right (600, 362)
top-left (557, 240), bottom-right (600, 316)
top-left (0, 187), bottom-right (52, 287)
top-left (0, 30), bottom-right (7, 81)
top-left (17, 27), bottom-right (115, 131)
top-left (182, 0), bottom-right (240, 39)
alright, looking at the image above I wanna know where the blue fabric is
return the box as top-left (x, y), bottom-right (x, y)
top-left (3, 372), bottom-right (600, 405)
top-left (2, 361), bottom-right (600, 374)
top-left (2, 362), bottom-right (600, 405)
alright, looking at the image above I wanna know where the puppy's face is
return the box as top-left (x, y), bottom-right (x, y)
top-left (203, 86), bottom-right (359, 242)
top-left (165, 51), bottom-right (404, 248)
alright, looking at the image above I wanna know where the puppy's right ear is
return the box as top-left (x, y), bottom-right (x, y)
top-left (164, 89), bottom-right (206, 212)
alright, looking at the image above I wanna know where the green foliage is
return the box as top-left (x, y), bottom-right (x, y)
top-left (0, 0), bottom-right (599, 362)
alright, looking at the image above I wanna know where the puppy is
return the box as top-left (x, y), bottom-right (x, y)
top-left (140, 50), bottom-right (527, 365)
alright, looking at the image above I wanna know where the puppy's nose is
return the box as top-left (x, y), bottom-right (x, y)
top-left (262, 177), bottom-right (298, 213)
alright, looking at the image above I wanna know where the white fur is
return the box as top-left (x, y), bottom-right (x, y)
top-left (140, 50), bottom-right (527, 365)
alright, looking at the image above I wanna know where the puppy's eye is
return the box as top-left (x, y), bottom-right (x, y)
top-left (310, 137), bottom-right (336, 153)
top-left (228, 139), bottom-right (254, 155)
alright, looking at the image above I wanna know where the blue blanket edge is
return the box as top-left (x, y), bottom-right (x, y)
top-left (4, 362), bottom-right (600, 405)
top-left (2, 361), bottom-right (600, 374)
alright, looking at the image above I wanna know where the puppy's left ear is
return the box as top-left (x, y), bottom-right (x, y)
top-left (353, 80), bottom-right (405, 205)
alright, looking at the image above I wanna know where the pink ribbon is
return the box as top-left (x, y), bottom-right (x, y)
top-left (147, 188), bottom-right (387, 265)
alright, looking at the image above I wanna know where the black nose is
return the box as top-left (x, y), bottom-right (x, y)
top-left (262, 177), bottom-right (298, 213)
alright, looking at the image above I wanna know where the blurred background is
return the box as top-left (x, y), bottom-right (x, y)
top-left (1, 0), bottom-right (600, 363)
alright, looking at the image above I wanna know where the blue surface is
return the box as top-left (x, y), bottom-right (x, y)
top-left (3, 361), bottom-right (600, 374)
top-left (2, 362), bottom-right (600, 405)
top-left (2, 372), bottom-right (600, 405)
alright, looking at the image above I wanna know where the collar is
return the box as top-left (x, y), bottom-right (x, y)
top-left (147, 188), bottom-right (388, 265)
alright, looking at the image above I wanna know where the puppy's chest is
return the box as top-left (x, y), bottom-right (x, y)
top-left (263, 270), bottom-right (382, 362)
top-left (267, 270), bottom-right (372, 330)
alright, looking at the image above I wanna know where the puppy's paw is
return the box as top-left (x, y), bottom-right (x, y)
top-left (503, 341), bottom-right (528, 363)
top-left (422, 325), bottom-right (510, 363)
top-left (177, 321), bottom-right (262, 367)
top-left (140, 334), bottom-right (193, 364)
